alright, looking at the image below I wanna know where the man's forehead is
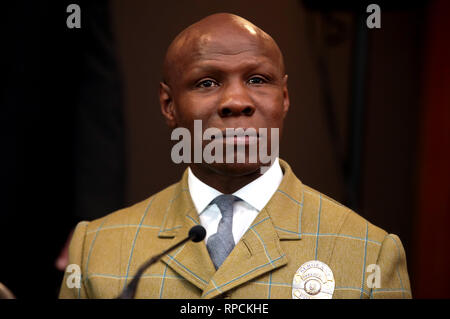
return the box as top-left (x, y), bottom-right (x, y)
top-left (178, 34), bottom-right (275, 64)
top-left (163, 13), bottom-right (285, 83)
top-left (173, 21), bottom-right (272, 60)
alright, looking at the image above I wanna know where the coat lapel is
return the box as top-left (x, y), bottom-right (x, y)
top-left (201, 207), bottom-right (288, 298)
top-left (266, 159), bottom-right (305, 241)
top-left (159, 170), bottom-right (216, 292)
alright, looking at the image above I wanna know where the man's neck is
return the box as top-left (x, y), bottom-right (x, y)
top-left (189, 164), bottom-right (264, 194)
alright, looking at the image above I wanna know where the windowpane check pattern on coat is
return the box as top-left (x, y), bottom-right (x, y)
top-left (58, 159), bottom-right (412, 299)
top-left (206, 195), bottom-right (241, 269)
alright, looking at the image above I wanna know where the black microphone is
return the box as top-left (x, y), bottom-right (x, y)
top-left (117, 225), bottom-right (206, 299)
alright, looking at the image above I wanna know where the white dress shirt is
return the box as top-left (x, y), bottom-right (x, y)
top-left (188, 158), bottom-right (283, 244)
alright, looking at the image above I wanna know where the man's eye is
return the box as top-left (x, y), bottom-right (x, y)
top-left (248, 77), bottom-right (266, 85)
top-left (196, 79), bottom-right (218, 88)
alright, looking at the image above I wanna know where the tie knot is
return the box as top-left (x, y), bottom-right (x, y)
top-left (210, 194), bottom-right (240, 217)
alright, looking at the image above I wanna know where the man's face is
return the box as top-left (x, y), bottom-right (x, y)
top-left (161, 25), bottom-right (290, 177)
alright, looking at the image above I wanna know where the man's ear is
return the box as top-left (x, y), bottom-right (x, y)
top-left (282, 74), bottom-right (290, 118)
top-left (159, 81), bottom-right (177, 128)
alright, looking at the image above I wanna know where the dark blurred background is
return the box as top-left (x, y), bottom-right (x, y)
top-left (1, 0), bottom-right (449, 299)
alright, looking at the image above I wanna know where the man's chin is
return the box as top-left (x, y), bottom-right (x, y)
top-left (204, 161), bottom-right (263, 178)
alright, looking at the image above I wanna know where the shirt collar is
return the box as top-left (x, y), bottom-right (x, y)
top-left (188, 158), bottom-right (283, 213)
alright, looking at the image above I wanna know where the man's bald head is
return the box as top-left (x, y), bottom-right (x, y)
top-left (162, 13), bottom-right (285, 87)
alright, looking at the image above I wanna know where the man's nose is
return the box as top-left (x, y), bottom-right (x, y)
top-left (218, 82), bottom-right (255, 117)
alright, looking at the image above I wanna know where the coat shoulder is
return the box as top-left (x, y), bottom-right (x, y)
top-left (85, 181), bottom-right (180, 232)
top-left (301, 184), bottom-right (388, 244)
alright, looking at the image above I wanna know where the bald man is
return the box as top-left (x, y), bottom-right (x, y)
top-left (59, 13), bottom-right (411, 299)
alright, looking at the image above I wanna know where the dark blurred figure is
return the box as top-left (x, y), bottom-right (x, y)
top-left (1, 0), bottom-right (125, 298)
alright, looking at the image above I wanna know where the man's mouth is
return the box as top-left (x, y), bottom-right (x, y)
top-left (216, 128), bottom-right (260, 145)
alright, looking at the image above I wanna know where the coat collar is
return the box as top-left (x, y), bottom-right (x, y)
top-left (158, 159), bottom-right (304, 297)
